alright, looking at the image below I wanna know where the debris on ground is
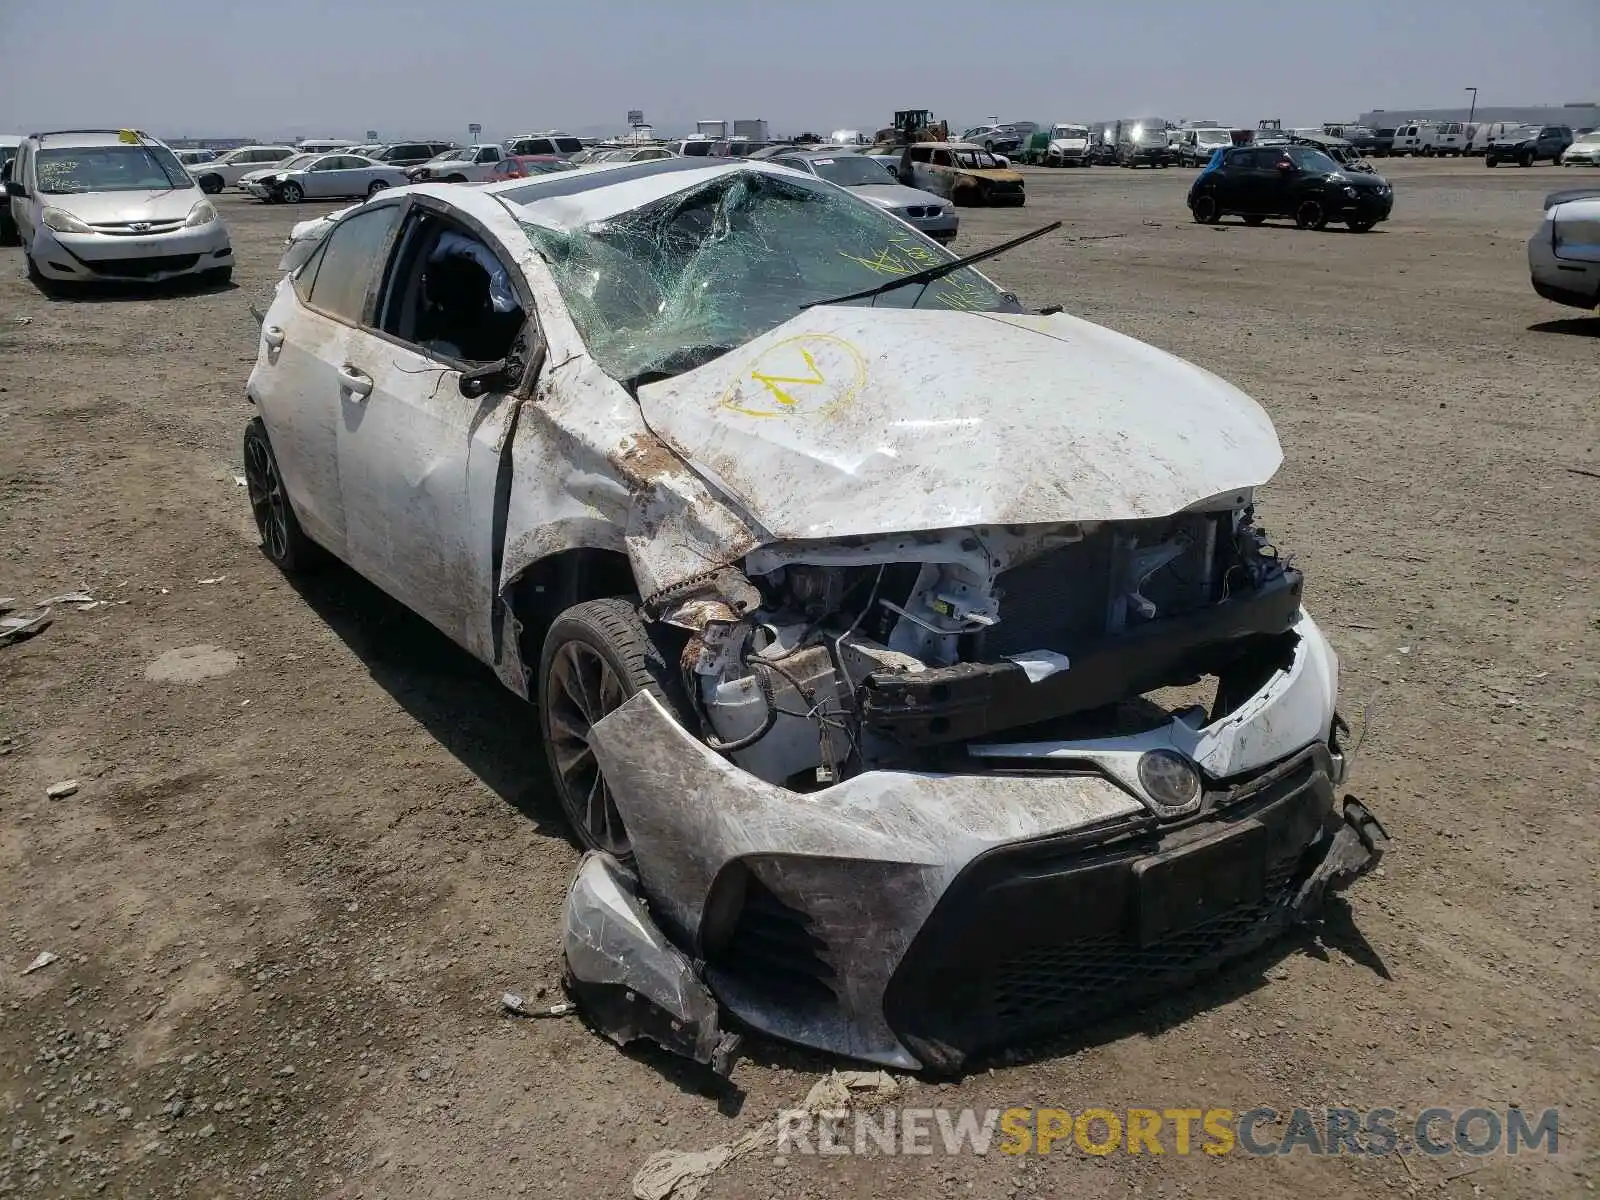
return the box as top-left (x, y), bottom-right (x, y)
top-left (197, 576), bottom-right (227, 585)
top-left (1, 610), bottom-right (53, 646)
top-left (0, 597), bottom-right (14, 613)
top-left (21, 951), bottom-right (59, 976)
top-left (502, 992), bottom-right (577, 1018)
top-left (631, 1070), bottom-right (899, 1200)
top-left (38, 591), bottom-right (95, 605)
top-left (45, 779), bottom-right (80, 800)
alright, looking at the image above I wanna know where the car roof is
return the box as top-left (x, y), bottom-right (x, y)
top-left (911, 141), bottom-right (985, 150)
top-left (31, 130), bottom-right (166, 148)
top-left (485, 158), bottom-right (798, 230)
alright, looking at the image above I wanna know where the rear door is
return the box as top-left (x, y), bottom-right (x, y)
top-left (332, 201), bottom-right (539, 658)
top-left (250, 201), bottom-right (407, 558)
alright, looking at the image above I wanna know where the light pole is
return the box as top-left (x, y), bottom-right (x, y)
top-left (1465, 87), bottom-right (1478, 130)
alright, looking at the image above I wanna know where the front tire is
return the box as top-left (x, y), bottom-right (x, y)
top-left (280, 181), bottom-right (305, 203)
top-left (1295, 199), bottom-right (1328, 230)
top-left (1191, 193), bottom-right (1220, 224)
top-left (538, 598), bottom-right (688, 859)
top-left (1348, 217), bottom-right (1377, 232)
top-left (1519, 150), bottom-right (1534, 167)
top-left (200, 265), bottom-right (233, 286)
top-left (243, 417), bottom-right (321, 573)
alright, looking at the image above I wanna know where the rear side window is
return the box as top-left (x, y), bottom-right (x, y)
top-left (554, 138), bottom-right (582, 153)
top-left (299, 204), bottom-right (404, 325)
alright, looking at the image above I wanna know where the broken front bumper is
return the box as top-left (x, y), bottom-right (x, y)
top-left (579, 611), bottom-right (1386, 1072)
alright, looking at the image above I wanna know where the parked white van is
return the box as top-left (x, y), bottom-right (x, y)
top-left (1392, 121), bottom-right (1466, 156)
top-left (1469, 122), bottom-right (1528, 155)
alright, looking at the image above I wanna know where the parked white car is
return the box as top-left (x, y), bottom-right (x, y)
top-left (1560, 132), bottom-right (1600, 167)
top-left (245, 153), bottom-right (410, 203)
top-left (175, 148), bottom-right (220, 166)
top-left (1529, 187), bottom-right (1600, 310)
top-left (188, 145), bottom-right (298, 194)
top-left (406, 144), bottom-right (504, 183)
top-left (240, 158), bottom-right (1384, 1075)
top-left (3, 128), bottom-right (233, 287)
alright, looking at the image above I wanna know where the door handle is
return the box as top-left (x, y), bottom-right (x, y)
top-left (337, 364), bottom-right (373, 399)
top-left (262, 325), bottom-right (285, 350)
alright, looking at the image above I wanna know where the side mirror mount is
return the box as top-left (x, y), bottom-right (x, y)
top-left (458, 358), bottom-right (511, 400)
top-left (3, 180), bottom-right (25, 199)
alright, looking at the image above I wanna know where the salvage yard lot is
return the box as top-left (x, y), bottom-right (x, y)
top-left (1, 158), bottom-right (1595, 1198)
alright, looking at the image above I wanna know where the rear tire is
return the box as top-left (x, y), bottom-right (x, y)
top-left (537, 598), bottom-right (689, 861)
top-left (0, 218), bottom-right (19, 248)
top-left (198, 174), bottom-right (223, 195)
top-left (243, 417), bottom-right (321, 573)
top-left (367, 180), bottom-right (388, 197)
top-left (443, 174), bottom-right (467, 183)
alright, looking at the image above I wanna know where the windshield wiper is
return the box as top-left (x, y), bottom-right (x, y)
top-left (801, 220), bottom-right (1062, 310)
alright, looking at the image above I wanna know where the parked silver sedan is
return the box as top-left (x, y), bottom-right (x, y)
top-left (768, 150), bottom-right (959, 242)
top-left (244, 153), bottom-right (410, 204)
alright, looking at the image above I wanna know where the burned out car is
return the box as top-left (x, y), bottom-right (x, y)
top-left (244, 157), bottom-right (1386, 1074)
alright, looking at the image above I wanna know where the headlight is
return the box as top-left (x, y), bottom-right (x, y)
top-left (1137, 749), bottom-right (1202, 814)
top-left (184, 200), bottom-right (217, 227)
top-left (41, 207), bottom-right (93, 234)
top-left (1342, 185), bottom-right (1358, 198)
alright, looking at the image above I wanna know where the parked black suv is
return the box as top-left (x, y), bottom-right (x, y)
top-left (1485, 125), bottom-right (1573, 168)
top-left (371, 141), bottom-right (458, 168)
top-left (1187, 144), bottom-right (1394, 231)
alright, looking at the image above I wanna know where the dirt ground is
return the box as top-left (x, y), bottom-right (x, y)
top-left (1, 157), bottom-right (1596, 1200)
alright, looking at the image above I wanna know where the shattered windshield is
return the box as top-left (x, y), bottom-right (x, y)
top-left (518, 169), bottom-right (1019, 384)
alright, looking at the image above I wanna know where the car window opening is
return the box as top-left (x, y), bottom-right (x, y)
top-left (380, 216), bottom-right (524, 364)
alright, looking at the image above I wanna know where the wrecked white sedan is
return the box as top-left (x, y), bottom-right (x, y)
top-left (244, 157), bottom-right (1387, 1075)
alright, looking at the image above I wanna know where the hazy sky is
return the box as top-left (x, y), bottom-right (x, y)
top-left (3, 0), bottom-right (1596, 140)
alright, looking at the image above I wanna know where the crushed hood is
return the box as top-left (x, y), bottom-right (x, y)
top-left (636, 306), bottom-right (1282, 541)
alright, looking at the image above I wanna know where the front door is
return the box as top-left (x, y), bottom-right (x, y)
top-left (333, 208), bottom-right (536, 658)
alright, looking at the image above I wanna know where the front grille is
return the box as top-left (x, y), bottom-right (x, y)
top-left (883, 747), bottom-right (1333, 1067)
top-left (89, 220), bottom-right (184, 235)
top-left (984, 854), bottom-right (1299, 1028)
top-left (84, 254), bottom-right (199, 277)
top-left (903, 206), bottom-right (932, 218)
top-left (713, 875), bottom-right (836, 1007)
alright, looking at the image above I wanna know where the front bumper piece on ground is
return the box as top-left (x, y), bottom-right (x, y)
top-left (560, 614), bottom-right (1391, 1074)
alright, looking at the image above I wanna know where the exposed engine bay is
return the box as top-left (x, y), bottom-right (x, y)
top-left (655, 501), bottom-right (1299, 788)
